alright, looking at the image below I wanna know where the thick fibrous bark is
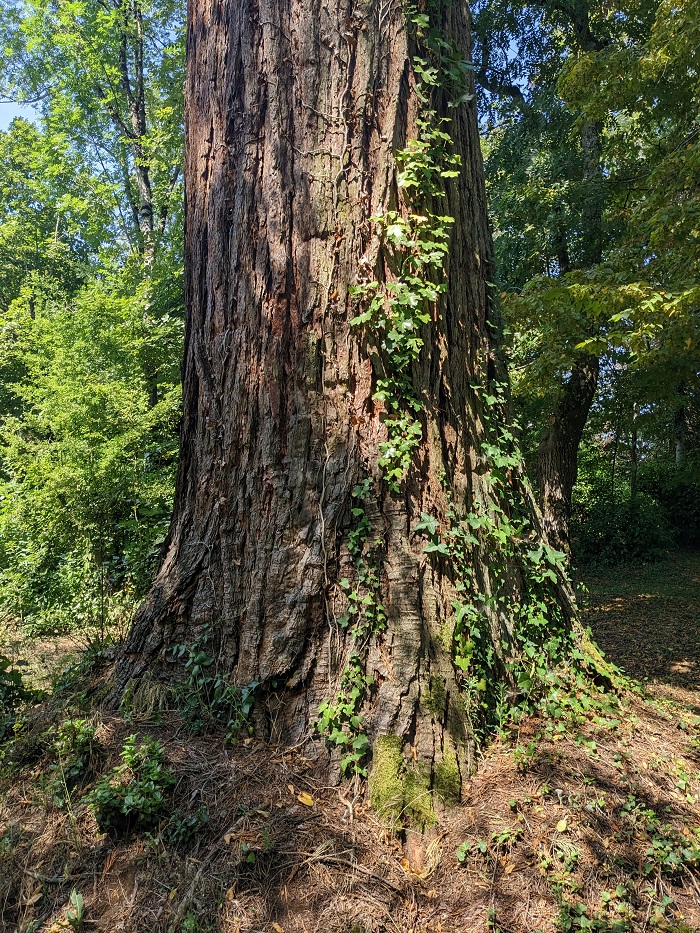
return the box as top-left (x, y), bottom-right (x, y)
top-left (118, 0), bottom-right (562, 789)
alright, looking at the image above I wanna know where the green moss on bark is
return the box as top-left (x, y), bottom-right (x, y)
top-left (368, 735), bottom-right (405, 828)
top-left (434, 747), bottom-right (460, 805)
top-left (423, 675), bottom-right (447, 717)
top-left (404, 764), bottom-right (437, 829)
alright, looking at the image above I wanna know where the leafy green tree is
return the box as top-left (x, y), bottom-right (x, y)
top-left (0, 0), bottom-right (185, 260)
top-left (475, 0), bottom-right (699, 553)
top-left (0, 0), bottom-right (186, 637)
top-left (0, 118), bottom-right (111, 309)
top-left (0, 270), bottom-right (182, 637)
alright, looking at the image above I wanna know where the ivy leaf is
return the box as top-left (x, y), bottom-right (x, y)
top-left (414, 512), bottom-right (439, 536)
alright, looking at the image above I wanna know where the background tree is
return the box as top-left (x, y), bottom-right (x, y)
top-left (474, 0), bottom-right (700, 557)
top-left (0, 0), bottom-right (186, 639)
top-left (0, 0), bottom-right (185, 260)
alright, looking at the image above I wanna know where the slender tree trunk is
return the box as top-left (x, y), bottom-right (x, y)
top-left (98, 0), bottom-right (156, 257)
top-left (117, 0), bottom-right (576, 799)
top-left (630, 403), bottom-right (638, 502)
top-left (531, 0), bottom-right (609, 556)
top-left (537, 354), bottom-right (599, 553)
top-left (611, 415), bottom-right (619, 506)
top-left (536, 113), bottom-right (603, 553)
top-left (675, 402), bottom-right (686, 468)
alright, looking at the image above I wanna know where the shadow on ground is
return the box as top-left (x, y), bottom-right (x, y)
top-left (581, 550), bottom-right (700, 700)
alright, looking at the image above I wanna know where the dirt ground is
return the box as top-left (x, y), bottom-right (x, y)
top-left (1, 551), bottom-right (699, 933)
top-left (582, 550), bottom-right (700, 712)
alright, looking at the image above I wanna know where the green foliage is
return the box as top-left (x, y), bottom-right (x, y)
top-left (0, 268), bottom-right (182, 640)
top-left (0, 0), bottom-right (185, 257)
top-left (349, 2), bottom-right (470, 491)
top-left (0, 120), bottom-right (108, 318)
top-left (572, 493), bottom-right (672, 567)
top-left (48, 718), bottom-right (98, 807)
top-left (457, 824), bottom-right (523, 863)
top-left (86, 734), bottom-right (175, 835)
top-left (0, 651), bottom-right (33, 740)
top-left (317, 654), bottom-right (373, 777)
top-left (317, 482), bottom-right (384, 775)
top-left (0, 0), bottom-right (185, 645)
top-left (350, 205), bottom-right (453, 489)
top-left (169, 627), bottom-right (258, 743)
top-left (476, 0), bottom-right (700, 556)
top-left (413, 382), bottom-right (577, 738)
top-left (163, 805), bottom-right (209, 846)
top-left (618, 795), bottom-right (700, 878)
top-left (636, 459), bottom-right (700, 548)
top-left (66, 889), bottom-right (85, 931)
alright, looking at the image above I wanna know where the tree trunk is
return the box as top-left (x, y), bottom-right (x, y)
top-left (674, 400), bottom-right (686, 469)
top-left (537, 354), bottom-right (599, 553)
top-left (117, 0), bottom-right (575, 803)
top-left (525, 0), bottom-right (609, 556)
top-left (536, 110), bottom-right (603, 554)
top-left (630, 403), bottom-right (638, 502)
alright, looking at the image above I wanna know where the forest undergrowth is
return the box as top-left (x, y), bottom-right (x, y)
top-left (1, 550), bottom-right (699, 933)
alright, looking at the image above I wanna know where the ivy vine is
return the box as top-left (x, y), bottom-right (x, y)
top-left (350, 4), bottom-right (470, 491)
top-left (321, 0), bottom-right (581, 770)
top-left (316, 480), bottom-right (386, 776)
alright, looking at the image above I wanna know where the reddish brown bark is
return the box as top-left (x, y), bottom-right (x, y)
top-left (117, 0), bottom-right (567, 790)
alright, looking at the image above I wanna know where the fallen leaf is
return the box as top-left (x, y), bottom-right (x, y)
top-left (504, 862), bottom-right (516, 874)
top-left (297, 792), bottom-right (314, 807)
top-left (225, 887), bottom-right (236, 901)
top-left (272, 924), bottom-right (285, 933)
top-left (556, 818), bottom-right (568, 833)
top-left (20, 889), bottom-right (42, 907)
top-left (287, 784), bottom-right (295, 795)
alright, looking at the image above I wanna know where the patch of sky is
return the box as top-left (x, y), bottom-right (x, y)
top-left (0, 99), bottom-right (38, 131)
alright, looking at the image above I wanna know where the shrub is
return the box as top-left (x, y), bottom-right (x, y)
top-left (86, 734), bottom-right (175, 835)
top-left (49, 719), bottom-right (98, 807)
top-left (637, 459), bottom-right (700, 547)
top-left (0, 652), bottom-right (33, 741)
top-left (571, 493), bottom-right (673, 566)
top-left (170, 627), bottom-right (258, 742)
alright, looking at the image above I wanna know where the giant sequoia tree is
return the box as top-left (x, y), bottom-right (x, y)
top-left (119, 0), bottom-right (578, 797)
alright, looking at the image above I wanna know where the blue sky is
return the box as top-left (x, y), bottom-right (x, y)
top-left (0, 100), bottom-right (38, 131)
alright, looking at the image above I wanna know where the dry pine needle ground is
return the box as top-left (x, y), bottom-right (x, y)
top-left (1, 551), bottom-right (699, 933)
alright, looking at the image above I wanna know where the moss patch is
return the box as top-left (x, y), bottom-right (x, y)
top-left (368, 735), bottom-right (405, 828)
top-left (404, 764), bottom-right (437, 829)
top-left (368, 737), bottom-right (461, 830)
top-left (423, 675), bottom-right (447, 717)
top-left (434, 747), bottom-right (460, 805)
